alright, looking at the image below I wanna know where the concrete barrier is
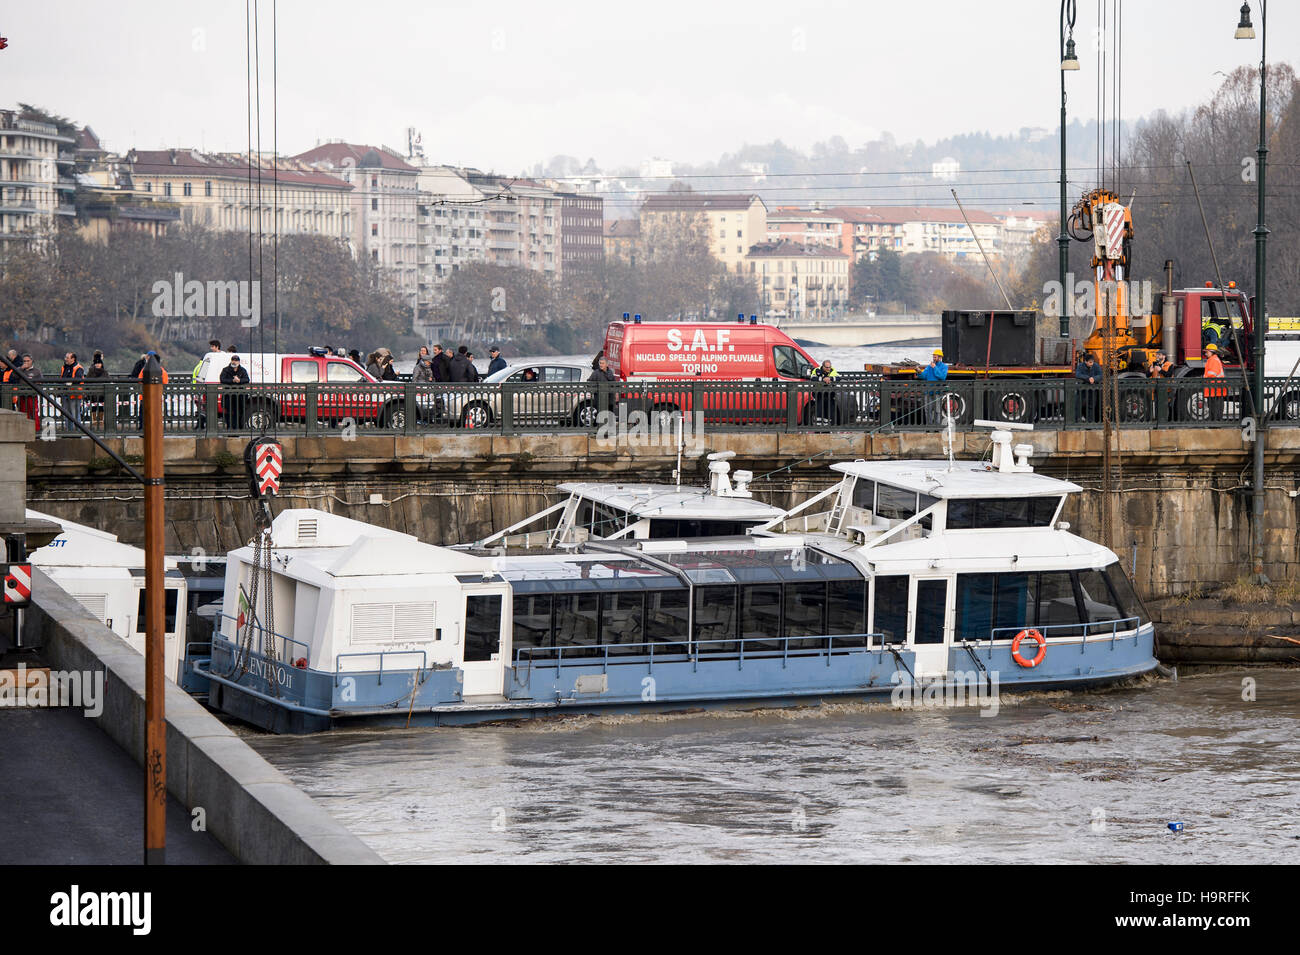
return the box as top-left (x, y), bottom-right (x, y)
top-left (23, 568), bottom-right (385, 865)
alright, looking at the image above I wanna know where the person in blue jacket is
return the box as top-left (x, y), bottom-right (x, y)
top-left (919, 348), bottom-right (949, 423)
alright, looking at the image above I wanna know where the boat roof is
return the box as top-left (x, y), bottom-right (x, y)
top-left (857, 527), bottom-right (1115, 573)
top-left (232, 509), bottom-right (492, 579)
top-left (27, 508), bottom-right (179, 571)
top-left (830, 459), bottom-right (1081, 498)
top-left (556, 482), bottom-right (785, 520)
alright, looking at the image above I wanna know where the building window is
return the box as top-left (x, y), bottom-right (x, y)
top-left (205, 180), bottom-right (212, 197)
top-left (164, 183), bottom-right (172, 197)
top-left (371, 198), bottom-right (378, 211)
top-left (371, 224), bottom-right (378, 236)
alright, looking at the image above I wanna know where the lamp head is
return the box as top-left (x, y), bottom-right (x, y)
top-left (1235, 2), bottom-right (1255, 39)
top-left (1061, 36), bottom-right (1080, 71)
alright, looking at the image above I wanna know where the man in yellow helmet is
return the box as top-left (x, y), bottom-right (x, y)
top-left (1202, 343), bottom-right (1226, 420)
top-left (919, 348), bottom-right (949, 424)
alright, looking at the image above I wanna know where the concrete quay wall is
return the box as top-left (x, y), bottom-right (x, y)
top-left (24, 427), bottom-right (1300, 596)
top-left (24, 569), bottom-right (386, 864)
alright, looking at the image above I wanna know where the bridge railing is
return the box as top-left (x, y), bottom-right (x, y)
top-left (2, 374), bottom-right (1293, 438)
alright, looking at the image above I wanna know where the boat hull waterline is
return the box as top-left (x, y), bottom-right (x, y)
top-left (197, 627), bottom-right (1156, 733)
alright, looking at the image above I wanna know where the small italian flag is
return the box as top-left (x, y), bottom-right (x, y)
top-left (237, 587), bottom-right (251, 630)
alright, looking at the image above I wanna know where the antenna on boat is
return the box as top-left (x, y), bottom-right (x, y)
top-left (674, 414), bottom-right (683, 489)
top-left (944, 413), bottom-right (956, 471)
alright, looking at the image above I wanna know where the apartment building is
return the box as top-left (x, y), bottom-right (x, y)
top-left (766, 207), bottom-right (849, 253)
top-left (73, 128), bottom-right (179, 241)
top-left (639, 192), bottom-right (766, 272)
top-left (555, 189), bottom-right (604, 275)
top-left (292, 142), bottom-right (419, 312)
top-left (0, 109), bottom-right (75, 245)
top-left (744, 240), bottom-right (850, 321)
top-left (127, 148), bottom-right (354, 241)
top-left (994, 209), bottom-right (1054, 261)
top-left (829, 205), bottom-right (1002, 261)
top-left (603, 218), bottom-right (640, 264)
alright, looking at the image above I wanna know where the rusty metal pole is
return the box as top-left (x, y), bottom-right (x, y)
top-left (143, 356), bottom-right (166, 864)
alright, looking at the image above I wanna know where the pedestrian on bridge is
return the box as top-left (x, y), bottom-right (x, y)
top-left (1073, 351), bottom-right (1100, 423)
top-left (219, 354), bottom-right (250, 429)
top-left (488, 346), bottom-right (507, 376)
top-left (59, 352), bottom-right (85, 427)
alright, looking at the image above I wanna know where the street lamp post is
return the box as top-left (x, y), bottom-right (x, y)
top-left (1059, 1), bottom-right (1080, 337)
top-left (1236, 1), bottom-right (1269, 583)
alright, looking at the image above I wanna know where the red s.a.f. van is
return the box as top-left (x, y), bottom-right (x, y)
top-left (604, 319), bottom-right (820, 382)
top-left (601, 320), bottom-right (856, 425)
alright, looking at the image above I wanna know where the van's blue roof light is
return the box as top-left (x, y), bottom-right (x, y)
top-left (737, 312), bottom-right (745, 323)
top-left (749, 314), bottom-right (758, 325)
top-left (633, 313), bottom-right (642, 324)
top-left (622, 312), bottom-right (630, 321)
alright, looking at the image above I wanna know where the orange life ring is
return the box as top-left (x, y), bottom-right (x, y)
top-left (1011, 629), bottom-right (1047, 668)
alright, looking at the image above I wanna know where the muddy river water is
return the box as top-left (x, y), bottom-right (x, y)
top-left (247, 669), bottom-right (1300, 864)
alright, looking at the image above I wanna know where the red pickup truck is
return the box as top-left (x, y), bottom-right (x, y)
top-left (196, 352), bottom-right (415, 429)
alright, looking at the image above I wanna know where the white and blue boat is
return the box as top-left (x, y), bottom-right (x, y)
top-left (195, 429), bottom-right (1157, 732)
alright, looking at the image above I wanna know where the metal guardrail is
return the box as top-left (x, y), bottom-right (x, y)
top-left (513, 632), bottom-right (880, 681)
top-left (3, 375), bottom-right (1295, 438)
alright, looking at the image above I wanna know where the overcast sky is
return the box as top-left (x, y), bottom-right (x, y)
top-left (4, 0), bottom-right (1296, 173)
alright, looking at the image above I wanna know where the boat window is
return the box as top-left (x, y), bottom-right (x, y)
top-left (464, 594), bottom-right (503, 662)
top-left (918, 493), bottom-right (938, 532)
top-left (914, 580), bottom-right (947, 644)
top-left (741, 584), bottom-right (782, 649)
top-left (600, 592), bottom-right (644, 655)
top-left (1102, 564), bottom-right (1151, 627)
top-left (645, 589), bottom-right (689, 654)
top-left (552, 593), bottom-right (599, 657)
top-left (993, 573), bottom-right (1032, 632)
top-left (875, 484), bottom-right (916, 521)
top-left (648, 518), bottom-right (761, 538)
top-left (1075, 568), bottom-right (1122, 628)
top-left (851, 480), bottom-right (875, 511)
top-left (136, 588), bottom-right (179, 634)
top-left (593, 503), bottom-right (630, 536)
top-left (947, 496), bottom-right (1062, 529)
top-left (512, 593), bottom-right (552, 652)
top-left (955, 573), bottom-right (996, 641)
top-left (783, 582), bottom-right (826, 649)
top-left (574, 499), bottom-right (595, 533)
top-left (826, 580), bottom-right (867, 646)
top-left (693, 585), bottom-right (737, 653)
top-left (1036, 572), bottom-right (1085, 636)
top-left (872, 575), bottom-right (908, 644)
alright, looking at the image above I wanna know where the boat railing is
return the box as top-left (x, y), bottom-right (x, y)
top-left (513, 632), bottom-right (881, 683)
top-left (333, 649), bottom-right (430, 686)
top-left (987, 616), bottom-right (1142, 654)
top-left (214, 611), bottom-right (312, 664)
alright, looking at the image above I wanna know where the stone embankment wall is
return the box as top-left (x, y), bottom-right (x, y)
top-left (24, 427), bottom-right (1300, 597)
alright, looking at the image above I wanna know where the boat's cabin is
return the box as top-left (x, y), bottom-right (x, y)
top-left (28, 508), bottom-right (188, 682)
top-left (471, 453), bottom-right (786, 550)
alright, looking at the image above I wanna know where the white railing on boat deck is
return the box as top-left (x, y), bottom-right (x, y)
top-left (511, 632), bottom-right (882, 686)
top-left (982, 617), bottom-right (1143, 650)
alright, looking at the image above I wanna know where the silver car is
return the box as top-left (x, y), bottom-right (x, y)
top-left (453, 363), bottom-right (600, 428)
